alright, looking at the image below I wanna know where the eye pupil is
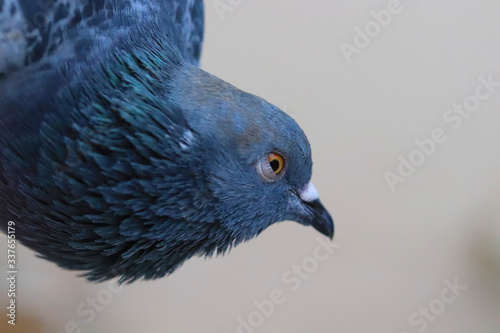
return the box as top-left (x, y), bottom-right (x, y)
top-left (270, 159), bottom-right (280, 172)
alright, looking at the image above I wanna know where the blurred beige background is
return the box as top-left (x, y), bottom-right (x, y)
top-left (1, 0), bottom-right (500, 332)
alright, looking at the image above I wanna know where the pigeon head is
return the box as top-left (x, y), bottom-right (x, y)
top-left (168, 65), bottom-right (334, 241)
top-left (0, 27), bottom-right (333, 282)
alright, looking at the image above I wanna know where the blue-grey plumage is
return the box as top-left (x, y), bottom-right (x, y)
top-left (0, 0), bottom-right (333, 282)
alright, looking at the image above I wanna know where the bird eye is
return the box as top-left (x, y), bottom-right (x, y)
top-left (257, 152), bottom-right (286, 182)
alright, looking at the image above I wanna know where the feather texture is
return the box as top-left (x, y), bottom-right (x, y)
top-left (0, 0), bottom-right (333, 283)
top-left (0, 0), bottom-right (203, 76)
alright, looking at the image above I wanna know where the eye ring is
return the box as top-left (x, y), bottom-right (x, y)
top-left (257, 152), bottom-right (286, 182)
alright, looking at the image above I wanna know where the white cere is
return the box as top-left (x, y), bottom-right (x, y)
top-left (299, 182), bottom-right (319, 202)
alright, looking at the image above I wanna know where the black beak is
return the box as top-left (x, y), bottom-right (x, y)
top-left (303, 199), bottom-right (334, 239)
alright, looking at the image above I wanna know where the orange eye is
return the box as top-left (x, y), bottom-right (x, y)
top-left (257, 152), bottom-right (286, 182)
top-left (268, 153), bottom-right (284, 175)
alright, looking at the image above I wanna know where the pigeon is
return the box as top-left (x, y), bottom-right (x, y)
top-left (0, 0), bottom-right (334, 282)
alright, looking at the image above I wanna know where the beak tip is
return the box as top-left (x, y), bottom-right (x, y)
top-left (316, 218), bottom-right (334, 240)
top-left (327, 229), bottom-right (335, 240)
top-left (305, 199), bottom-right (334, 240)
